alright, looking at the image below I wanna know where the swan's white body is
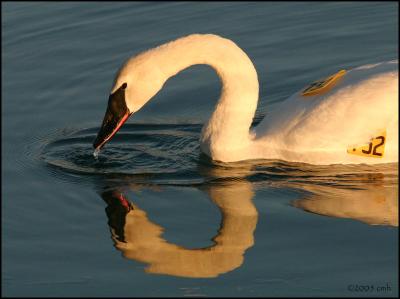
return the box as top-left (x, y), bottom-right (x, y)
top-left (111, 34), bottom-right (398, 164)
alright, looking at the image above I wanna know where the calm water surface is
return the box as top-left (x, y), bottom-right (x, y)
top-left (2, 2), bottom-right (398, 297)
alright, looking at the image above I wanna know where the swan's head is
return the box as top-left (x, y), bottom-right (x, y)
top-left (93, 56), bottom-right (164, 151)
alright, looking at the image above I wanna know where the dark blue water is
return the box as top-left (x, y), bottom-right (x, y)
top-left (2, 2), bottom-right (398, 297)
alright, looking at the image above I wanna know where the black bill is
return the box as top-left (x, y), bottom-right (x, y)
top-left (93, 82), bottom-right (131, 150)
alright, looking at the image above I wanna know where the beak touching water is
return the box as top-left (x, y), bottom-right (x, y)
top-left (93, 82), bottom-right (132, 151)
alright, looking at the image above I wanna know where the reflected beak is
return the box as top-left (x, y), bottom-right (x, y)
top-left (93, 83), bottom-right (131, 151)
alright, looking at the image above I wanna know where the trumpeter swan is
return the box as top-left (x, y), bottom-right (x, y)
top-left (93, 34), bottom-right (398, 164)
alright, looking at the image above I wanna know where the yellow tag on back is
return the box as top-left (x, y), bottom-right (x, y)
top-left (302, 70), bottom-right (346, 97)
top-left (347, 131), bottom-right (386, 158)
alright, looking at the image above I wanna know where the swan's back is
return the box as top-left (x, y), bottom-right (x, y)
top-left (254, 60), bottom-right (398, 164)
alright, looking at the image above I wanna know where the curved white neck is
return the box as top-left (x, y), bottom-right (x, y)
top-left (151, 34), bottom-right (259, 161)
top-left (117, 34), bottom-right (260, 161)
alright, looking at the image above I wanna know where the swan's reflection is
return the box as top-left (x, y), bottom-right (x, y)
top-left (96, 160), bottom-right (397, 279)
top-left (199, 159), bottom-right (398, 227)
top-left (100, 180), bottom-right (258, 278)
top-left (292, 179), bottom-right (398, 227)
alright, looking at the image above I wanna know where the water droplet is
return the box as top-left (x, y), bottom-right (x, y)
top-left (93, 148), bottom-right (100, 159)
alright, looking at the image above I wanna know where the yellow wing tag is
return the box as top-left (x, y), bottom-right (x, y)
top-left (302, 70), bottom-right (346, 97)
top-left (347, 131), bottom-right (386, 158)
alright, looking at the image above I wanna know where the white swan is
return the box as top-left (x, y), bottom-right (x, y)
top-left (93, 34), bottom-right (398, 164)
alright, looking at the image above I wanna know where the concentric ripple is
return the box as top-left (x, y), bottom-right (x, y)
top-left (41, 124), bottom-right (206, 184)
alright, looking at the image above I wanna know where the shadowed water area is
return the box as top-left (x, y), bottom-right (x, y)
top-left (2, 2), bottom-right (398, 297)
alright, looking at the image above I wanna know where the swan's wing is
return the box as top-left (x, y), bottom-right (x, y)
top-left (253, 60), bottom-right (398, 163)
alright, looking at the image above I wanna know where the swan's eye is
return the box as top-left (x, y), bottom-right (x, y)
top-left (121, 82), bottom-right (127, 90)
